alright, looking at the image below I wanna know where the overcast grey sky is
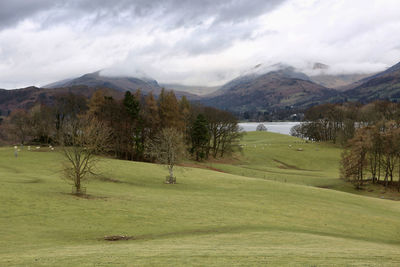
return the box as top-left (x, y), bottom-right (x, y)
top-left (0, 0), bottom-right (400, 88)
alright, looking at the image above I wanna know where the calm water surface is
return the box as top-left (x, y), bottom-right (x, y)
top-left (238, 122), bottom-right (300, 135)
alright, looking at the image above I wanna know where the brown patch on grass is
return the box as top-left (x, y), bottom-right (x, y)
top-left (101, 227), bottom-right (239, 242)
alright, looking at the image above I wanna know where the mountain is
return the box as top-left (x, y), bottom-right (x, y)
top-left (306, 62), bottom-right (374, 90)
top-left (310, 73), bottom-right (373, 90)
top-left (0, 85), bottom-right (123, 115)
top-left (201, 65), bottom-right (338, 112)
top-left (160, 83), bottom-right (220, 96)
top-left (44, 71), bottom-right (162, 94)
top-left (343, 61), bottom-right (400, 102)
top-left (0, 72), bottom-right (200, 115)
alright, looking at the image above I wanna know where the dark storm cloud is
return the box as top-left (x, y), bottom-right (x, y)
top-left (0, 0), bottom-right (54, 28)
top-left (0, 0), bottom-right (286, 29)
top-left (2, 0), bottom-right (400, 89)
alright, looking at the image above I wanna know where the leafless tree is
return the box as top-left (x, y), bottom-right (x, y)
top-left (147, 128), bottom-right (186, 184)
top-left (256, 123), bottom-right (267, 132)
top-left (59, 115), bottom-right (111, 194)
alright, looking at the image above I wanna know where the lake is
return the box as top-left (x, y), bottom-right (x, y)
top-left (238, 122), bottom-right (300, 135)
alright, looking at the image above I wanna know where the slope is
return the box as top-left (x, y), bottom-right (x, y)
top-left (44, 72), bottom-right (198, 99)
top-left (343, 61), bottom-right (400, 102)
top-left (0, 86), bottom-right (123, 114)
top-left (44, 71), bottom-right (162, 95)
top-left (202, 67), bottom-right (338, 112)
top-left (1, 143), bottom-right (400, 266)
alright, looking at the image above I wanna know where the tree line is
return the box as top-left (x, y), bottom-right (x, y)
top-left (290, 101), bottom-right (400, 144)
top-left (0, 89), bottom-right (242, 163)
top-left (341, 121), bottom-right (400, 191)
top-left (290, 101), bottom-right (400, 190)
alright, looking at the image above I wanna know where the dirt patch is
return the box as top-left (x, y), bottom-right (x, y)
top-left (104, 235), bottom-right (134, 241)
top-left (179, 163), bottom-right (226, 173)
top-left (102, 227), bottom-right (235, 242)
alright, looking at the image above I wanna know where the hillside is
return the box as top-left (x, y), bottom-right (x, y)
top-left (44, 72), bottom-right (198, 99)
top-left (0, 86), bottom-right (123, 115)
top-left (343, 61), bottom-right (400, 102)
top-left (306, 62), bottom-right (373, 90)
top-left (0, 78), bottom-right (197, 115)
top-left (160, 83), bottom-right (220, 96)
top-left (310, 73), bottom-right (372, 90)
top-left (44, 71), bottom-right (162, 94)
top-left (1, 132), bottom-right (400, 266)
top-left (202, 67), bottom-right (338, 112)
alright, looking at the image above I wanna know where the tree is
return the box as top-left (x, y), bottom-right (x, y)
top-left (54, 93), bottom-right (88, 141)
top-left (190, 114), bottom-right (210, 161)
top-left (123, 91), bottom-right (142, 160)
top-left (5, 109), bottom-right (32, 144)
top-left (30, 104), bottom-right (54, 144)
top-left (158, 89), bottom-right (183, 130)
top-left (340, 131), bottom-right (368, 189)
top-left (59, 115), bottom-right (111, 195)
top-left (147, 128), bottom-right (186, 184)
top-left (256, 124), bottom-right (267, 132)
top-left (203, 107), bottom-right (242, 158)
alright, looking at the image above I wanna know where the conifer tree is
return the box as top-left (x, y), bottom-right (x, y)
top-left (191, 114), bottom-right (210, 161)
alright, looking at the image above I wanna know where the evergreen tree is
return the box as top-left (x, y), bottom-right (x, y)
top-left (123, 91), bottom-right (140, 120)
top-left (191, 114), bottom-right (209, 161)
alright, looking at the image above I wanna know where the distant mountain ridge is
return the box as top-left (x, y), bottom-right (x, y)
top-left (2, 61), bottom-right (400, 117)
top-left (43, 71), bottom-right (162, 94)
top-left (201, 65), bottom-right (338, 112)
top-left (160, 83), bottom-right (219, 96)
top-left (0, 85), bottom-right (123, 115)
top-left (43, 71), bottom-right (198, 99)
top-left (342, 61), bottom-right (400, 102)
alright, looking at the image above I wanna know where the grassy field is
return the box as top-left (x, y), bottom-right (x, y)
top-left (200, 131), bottom-right (400, 200)
top-left (1, 133), bottom-right (400, 266)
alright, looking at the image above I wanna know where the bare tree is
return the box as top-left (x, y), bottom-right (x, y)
top-left (59, 115), bottom-right (111, 194)
top-left (4, 109), bottom-right (32, 144)
top-left (147, 128), bottom-right (186, 184)
top-left (256, 123), bottom-right (267, 132)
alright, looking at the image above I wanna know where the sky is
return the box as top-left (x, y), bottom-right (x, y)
top-left (0, 0), bottom-right (400, 89)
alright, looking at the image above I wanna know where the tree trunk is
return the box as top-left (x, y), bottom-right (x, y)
top-left (168, 165), bottom-right (175, 184)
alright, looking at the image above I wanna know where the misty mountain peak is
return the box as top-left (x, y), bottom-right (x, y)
top-left (313, 62), bottom-right (329, 70)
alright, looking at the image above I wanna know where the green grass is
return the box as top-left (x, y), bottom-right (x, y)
top-left (1, 136), bottom-right (400, 266)
top-left (203, 132), bottom-right (382, 196)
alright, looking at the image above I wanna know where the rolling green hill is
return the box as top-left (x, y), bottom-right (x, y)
top-left (1, 134), bottom-right (400, 266)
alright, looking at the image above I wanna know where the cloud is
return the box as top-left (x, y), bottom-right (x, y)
top-left (0, 0), bottom-right (400, 88)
